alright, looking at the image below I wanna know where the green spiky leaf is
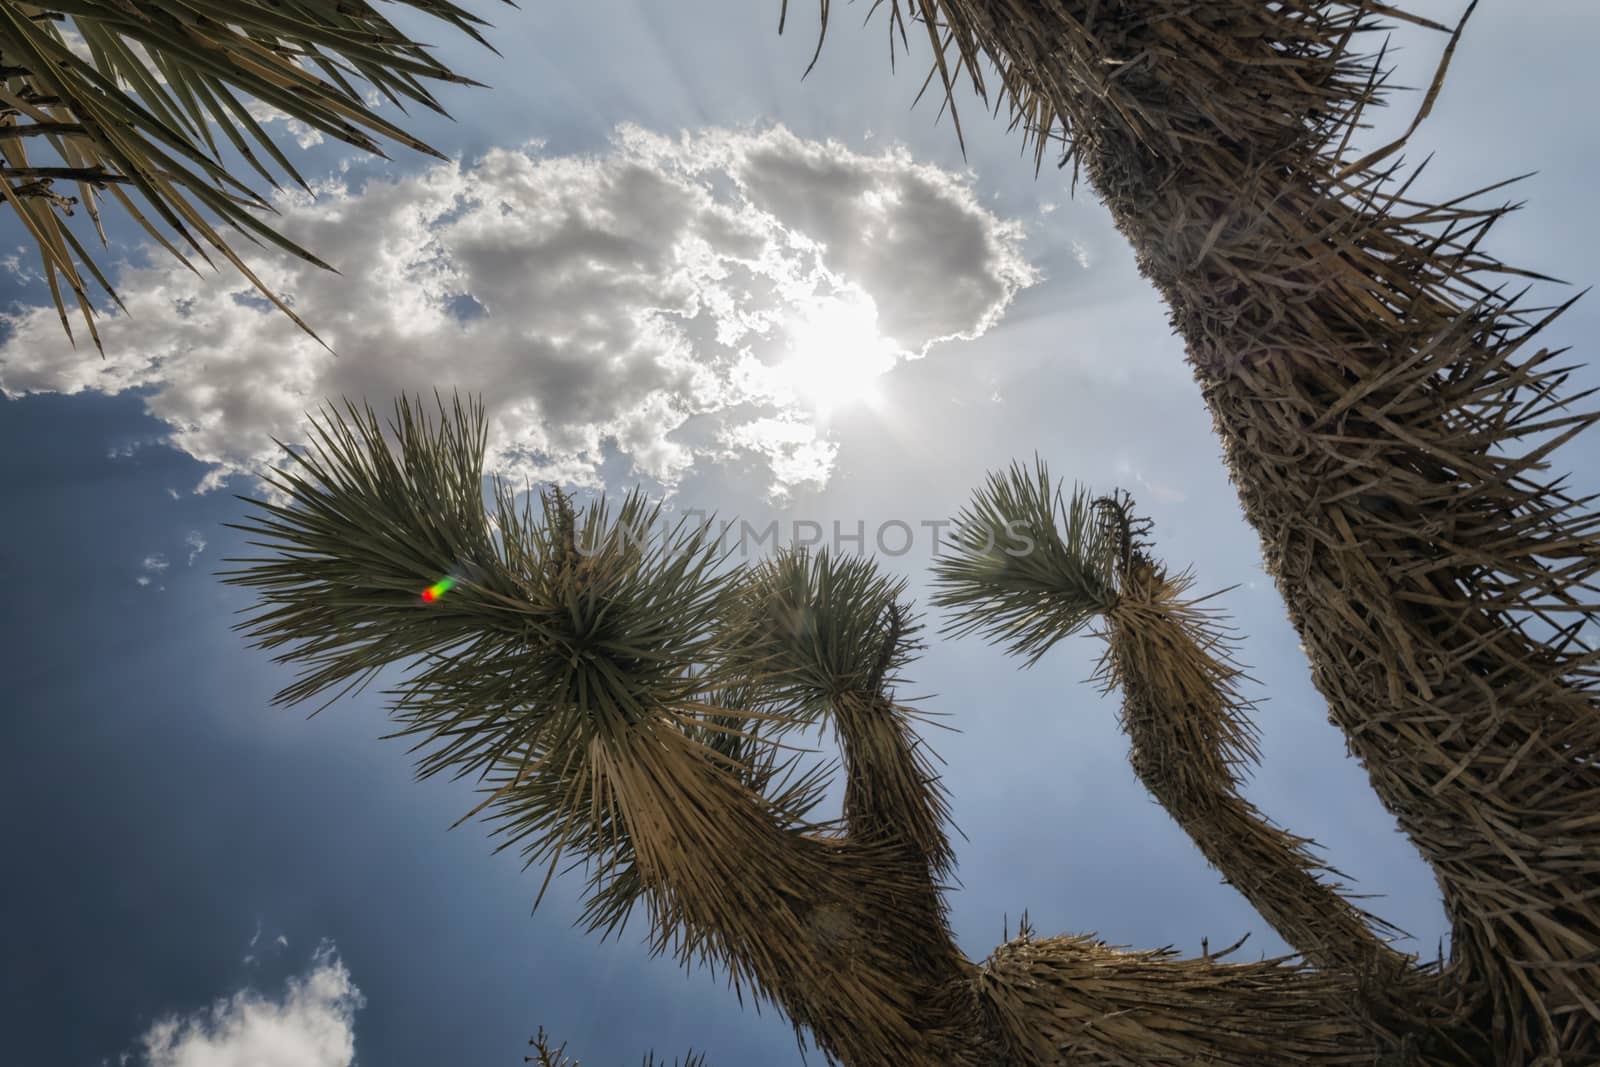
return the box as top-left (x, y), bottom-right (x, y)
top-left (932, 458), bottom-right (1119, 664)
top-left (718, 547), bottom-right (920, 718)
top-left (0, 1), bottom-right (511, 352)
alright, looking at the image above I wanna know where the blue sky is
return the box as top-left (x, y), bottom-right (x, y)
top-left (3, 3), bottom-right (1598, 1065)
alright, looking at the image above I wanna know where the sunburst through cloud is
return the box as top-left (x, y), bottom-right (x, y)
top-left (776, 293), bottom-right (899, 415)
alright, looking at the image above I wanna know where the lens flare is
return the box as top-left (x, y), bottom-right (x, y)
top-left (420, 559), bottom-right (488, 604)
top-left (420, 576), bottom-right (456, 603)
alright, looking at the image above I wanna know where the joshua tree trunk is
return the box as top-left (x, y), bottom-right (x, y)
top-left (882, 0), bottom-right (1600, 1061)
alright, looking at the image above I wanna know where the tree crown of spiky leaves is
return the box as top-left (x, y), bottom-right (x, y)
top-left (931, 458), bottom-right (1124, 665)
top-left (527, 1025), bottom-right (707, 1067)
top-left (719, 546), bottom-right (923, 721)
top-left (0, 1), bottom-right (508, 351)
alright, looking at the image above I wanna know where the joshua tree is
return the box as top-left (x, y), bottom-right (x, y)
top-left (803, 0), bottom-right (1598, 1062)
top-left (0, 1), bottom-right (507, 349)
top-left (225, 392), bottom-right (1549, 1064)
top-left (213, 8), bottom-right (1600, 1059)
top-left (70, 0), bottom-right (1579, 1059)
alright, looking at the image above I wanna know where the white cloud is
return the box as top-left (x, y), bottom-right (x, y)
top-left (1, 124), bottom-right (1035, 496)
top-left (245, 99), bottom-right (326, 150)
top-left (185, 531), bottom-right (207, 566)
top-left (132, 943), bottom-right (363, 1067)
top-left (137, 553), bottom-right (169, 590)
top-left (719, 417), bottom-right (838, 492)
top-left (107, 433), bottom-right (169, 461)
top-left (2, 245), bottom-right (40, 284)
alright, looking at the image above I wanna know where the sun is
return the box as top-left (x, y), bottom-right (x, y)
top-left (779, 296), bottom-right (899, 414)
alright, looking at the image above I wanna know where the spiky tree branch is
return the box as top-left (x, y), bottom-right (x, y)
top-left (979, 923), bottom-right (1390, 1065)
top-left (720, 551), bottom-right (955, 876)
top-left (1101, 568), bottom-right (1414, 981)
top-left (222, 394), bottom-right (1003, 1066)
top-left (933, 465), bottom-right (1416, 983)
top-left (0, 0), bottom-right (509, 351)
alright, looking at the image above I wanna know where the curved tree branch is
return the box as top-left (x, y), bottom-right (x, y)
top-left (979, 920), bottom-right (1402, 1066)
top-left (936, 469), bottom-right (1415, 982)
top-left (1099, 558), bottom-right (1412, 979)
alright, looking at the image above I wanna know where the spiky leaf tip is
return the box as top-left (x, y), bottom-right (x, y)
top-left (932, 458), bottom-right (1120, 664)
top-left (718, 547), bottom-right (920, 719)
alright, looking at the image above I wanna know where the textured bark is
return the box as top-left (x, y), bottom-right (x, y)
top-left (1102, 563), bottom-right (1412, 978)
top-left (888, 0), bottom-right (1599, 1061)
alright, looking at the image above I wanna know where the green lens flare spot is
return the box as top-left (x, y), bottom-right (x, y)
top-left (421, 576), bottom-right (456, 603)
